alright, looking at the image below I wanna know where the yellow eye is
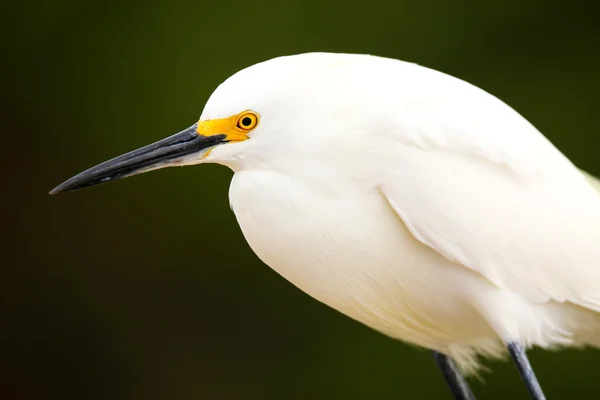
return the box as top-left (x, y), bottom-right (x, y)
top-left (236, 111), bottom-right (259, 131)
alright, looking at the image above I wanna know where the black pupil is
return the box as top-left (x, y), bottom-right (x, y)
top-left (241, 117), bottom-right (252, 127)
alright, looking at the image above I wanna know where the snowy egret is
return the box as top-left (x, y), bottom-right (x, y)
top-left (51, 53), bottom-right (600, 399)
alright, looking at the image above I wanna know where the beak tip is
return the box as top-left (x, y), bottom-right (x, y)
top-left (49, 181), bottom-right (73, 195)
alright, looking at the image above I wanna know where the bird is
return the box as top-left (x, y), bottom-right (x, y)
top-left (51, 52), bottom-right (600, 400)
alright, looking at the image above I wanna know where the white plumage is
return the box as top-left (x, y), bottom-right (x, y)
top-left (203, 53), bottom-right (600, 374)
top-left (53, 53), bottom-right (600, 392)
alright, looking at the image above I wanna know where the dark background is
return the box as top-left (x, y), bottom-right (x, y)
top-left (3, 0), bottom-right (600, 399)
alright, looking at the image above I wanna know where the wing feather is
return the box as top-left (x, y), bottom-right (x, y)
top-left (381, 155), bottom-right (600, 310)
top-left (375, 69), bottom-right (600, 310)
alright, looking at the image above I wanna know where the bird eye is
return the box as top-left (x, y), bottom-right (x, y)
top-left (236, 112), bottom-right (259, 131)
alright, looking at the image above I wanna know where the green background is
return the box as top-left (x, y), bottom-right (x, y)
top-left (3, 0), bottom-right (600, 399)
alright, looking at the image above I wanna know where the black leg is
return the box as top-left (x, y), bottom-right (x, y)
top-left (433, 351), bottom-right (476, 400)
top-left (507, 342), bottom-right (546, 400)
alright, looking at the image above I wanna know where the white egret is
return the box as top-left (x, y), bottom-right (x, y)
top-left (51, 53), bottom-right (600, 400)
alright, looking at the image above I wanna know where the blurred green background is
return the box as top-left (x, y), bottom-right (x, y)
top-left (3, 0), bottom-right (599, 399)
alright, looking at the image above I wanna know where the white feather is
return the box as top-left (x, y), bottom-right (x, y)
top-left (198, 52), bottom-right (600, 374)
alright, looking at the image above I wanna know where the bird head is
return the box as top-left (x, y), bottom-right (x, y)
top-left (51, 53), bottom-right (391, 194)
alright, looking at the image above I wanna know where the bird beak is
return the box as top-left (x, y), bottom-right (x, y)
top-left (50, 124), bottom-right (226, 194)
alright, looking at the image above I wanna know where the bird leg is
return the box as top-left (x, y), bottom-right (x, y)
top-left (507, 342), bottom-right (546, 400)
top-left (433, 351), bottom-right (476, 400)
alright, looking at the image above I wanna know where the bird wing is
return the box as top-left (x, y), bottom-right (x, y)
top-left (377, 88), bottom-right (600, 311)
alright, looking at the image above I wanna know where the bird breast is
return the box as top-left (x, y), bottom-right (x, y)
top-left (228, 169), bottom-right (495, 349)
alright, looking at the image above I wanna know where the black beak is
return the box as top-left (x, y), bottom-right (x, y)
top-left (50, 124), bottom-right (226, 194)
